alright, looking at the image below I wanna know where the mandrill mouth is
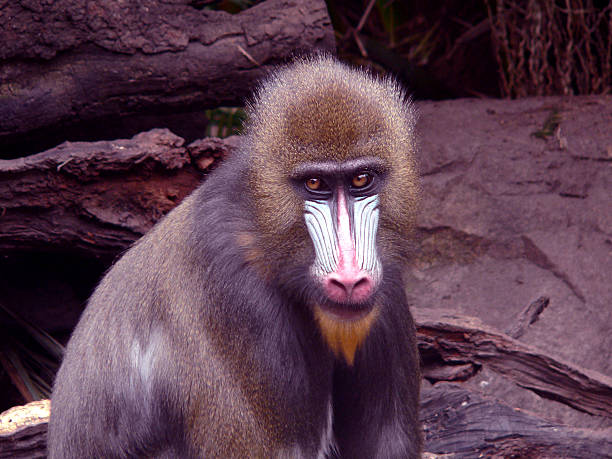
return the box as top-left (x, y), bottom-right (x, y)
top-left (317, 303), bottom-right (372, 321)
top-left (316, 290), bottom-right (377, 321)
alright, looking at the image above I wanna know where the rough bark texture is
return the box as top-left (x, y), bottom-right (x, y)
top-left (421, 383), bottom-right (612, 458)
top-left (416, 309), bottom-right (612, 418)
top-left (0, 129), bottom-right (238, 256)
top-left (0, 400), bottom-right (48, 459)
top-left (0, 423), bottom-right (46, 459)
top-left (0, 0), bottom-right (334, 149)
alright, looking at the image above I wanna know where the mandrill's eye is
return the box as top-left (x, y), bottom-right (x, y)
top-left (351, 172), bottom-right (373, 189)
top-left (304, 178), bottom-right (331, 196)
top-left (306, 178), bottom-right (322, 190)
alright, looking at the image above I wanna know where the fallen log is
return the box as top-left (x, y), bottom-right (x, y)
top-left (0, 400), bottom-right (48, 459)
top-left (3, 377), bottom-right (611, 458)
top-left (0, 130), bottom-right (237, 256)
top-left (416, 309), bottom-right (612, 418)
top-left (0, 0), bottom-right (334, 150)
top-left (421, 382), bottom-right (612, 458)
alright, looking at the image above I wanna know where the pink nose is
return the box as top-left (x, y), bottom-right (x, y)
top-left (323, 272), bottom-right (374, 304)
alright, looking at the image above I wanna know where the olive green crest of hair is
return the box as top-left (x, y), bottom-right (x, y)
top-left (242, 55), bottom-right (419, 265)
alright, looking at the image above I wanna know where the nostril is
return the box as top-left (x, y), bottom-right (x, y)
top-left (330, 278), bottom-right (348, 292)
top-left (353, 277), bottom-right (369, 290)
top-left (328, 279), bottom-right (349, 301)
top-left (324, 277), bottom-right (351, 302)
top-left (351, 276), bottom-right (373, 301)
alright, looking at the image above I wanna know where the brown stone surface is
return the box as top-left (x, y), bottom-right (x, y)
top-left (409, 95), bottom-right (612, 429)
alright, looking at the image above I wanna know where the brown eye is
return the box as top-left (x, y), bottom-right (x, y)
top-left (302, 177), bottom-right (331, 197)
top-left (305, 178), bottom-right (321, 191)
top-left (352, 173), bottom-right (371, 188)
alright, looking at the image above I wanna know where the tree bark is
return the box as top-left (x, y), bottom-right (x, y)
top-left (0, 0), bottom-right (334, 147)
top-left (0, 400), bottom-right (48, 459)
top-left (416, 308), bottom-right (612, 418)
top-left (421, 383), bottom-right (612, 458)
top-left (0, 130), bottom-right (237, 257)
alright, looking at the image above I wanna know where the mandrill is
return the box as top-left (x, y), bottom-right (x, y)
top-left (48, 55), bottom-right (422, 458)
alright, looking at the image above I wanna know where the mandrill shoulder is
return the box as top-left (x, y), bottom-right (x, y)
top-left (87, 155), bottom-right (256, 323)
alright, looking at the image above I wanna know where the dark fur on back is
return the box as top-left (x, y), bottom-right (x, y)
top-left (48, 56), bottom-right (421, 458)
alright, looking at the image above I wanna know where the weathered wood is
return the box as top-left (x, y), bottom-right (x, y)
top-left (421, 382), bottom-right (612, 458)
top-left (422, 362), bottom-right (477, 382)
top-left (0, 130), bottom-right (237, 256)
top-left (416, 309), bottom-right (612, 418)
top-left (0, 400), bottom-right (48, 458)
top-left (0, 423), bottom-right (46, 459)
top-left (0, 0), bottom-right (334, 145)
top-left (2, 311), bottom-right (612, 457)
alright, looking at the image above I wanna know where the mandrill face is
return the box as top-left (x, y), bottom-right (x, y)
top-left (293, 158), bottom-right (385, 311)
top-left (293, 157), bottom-right (387, 366)
top-left (243, 56), bottom-right (418, 365)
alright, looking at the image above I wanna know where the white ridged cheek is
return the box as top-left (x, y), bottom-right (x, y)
top-left (304, 195), bottom-right (381, 278)
top-left (304, 199), bottom-right (339, 276)
top-left (353, 194), bottom-right (381, 273)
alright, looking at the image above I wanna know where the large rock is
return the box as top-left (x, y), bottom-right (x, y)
top-left (410, 95), bottom-right (612, 428)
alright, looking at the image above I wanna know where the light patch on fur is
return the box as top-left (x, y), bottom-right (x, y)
top-left (236, 230), bottom-right (273, 280)
top-left (275, 445), bottom-right (306, 458)
top-left (236, 231), bottom-right (256, 249)
top-left (377, 422), bottom-right (411, 456)
top-left (317, 399), bottom-right (336, 459)
top-left (129, 327), bottom-right (163, 397)
top-left (314, 305), bottom-right (379, 365)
